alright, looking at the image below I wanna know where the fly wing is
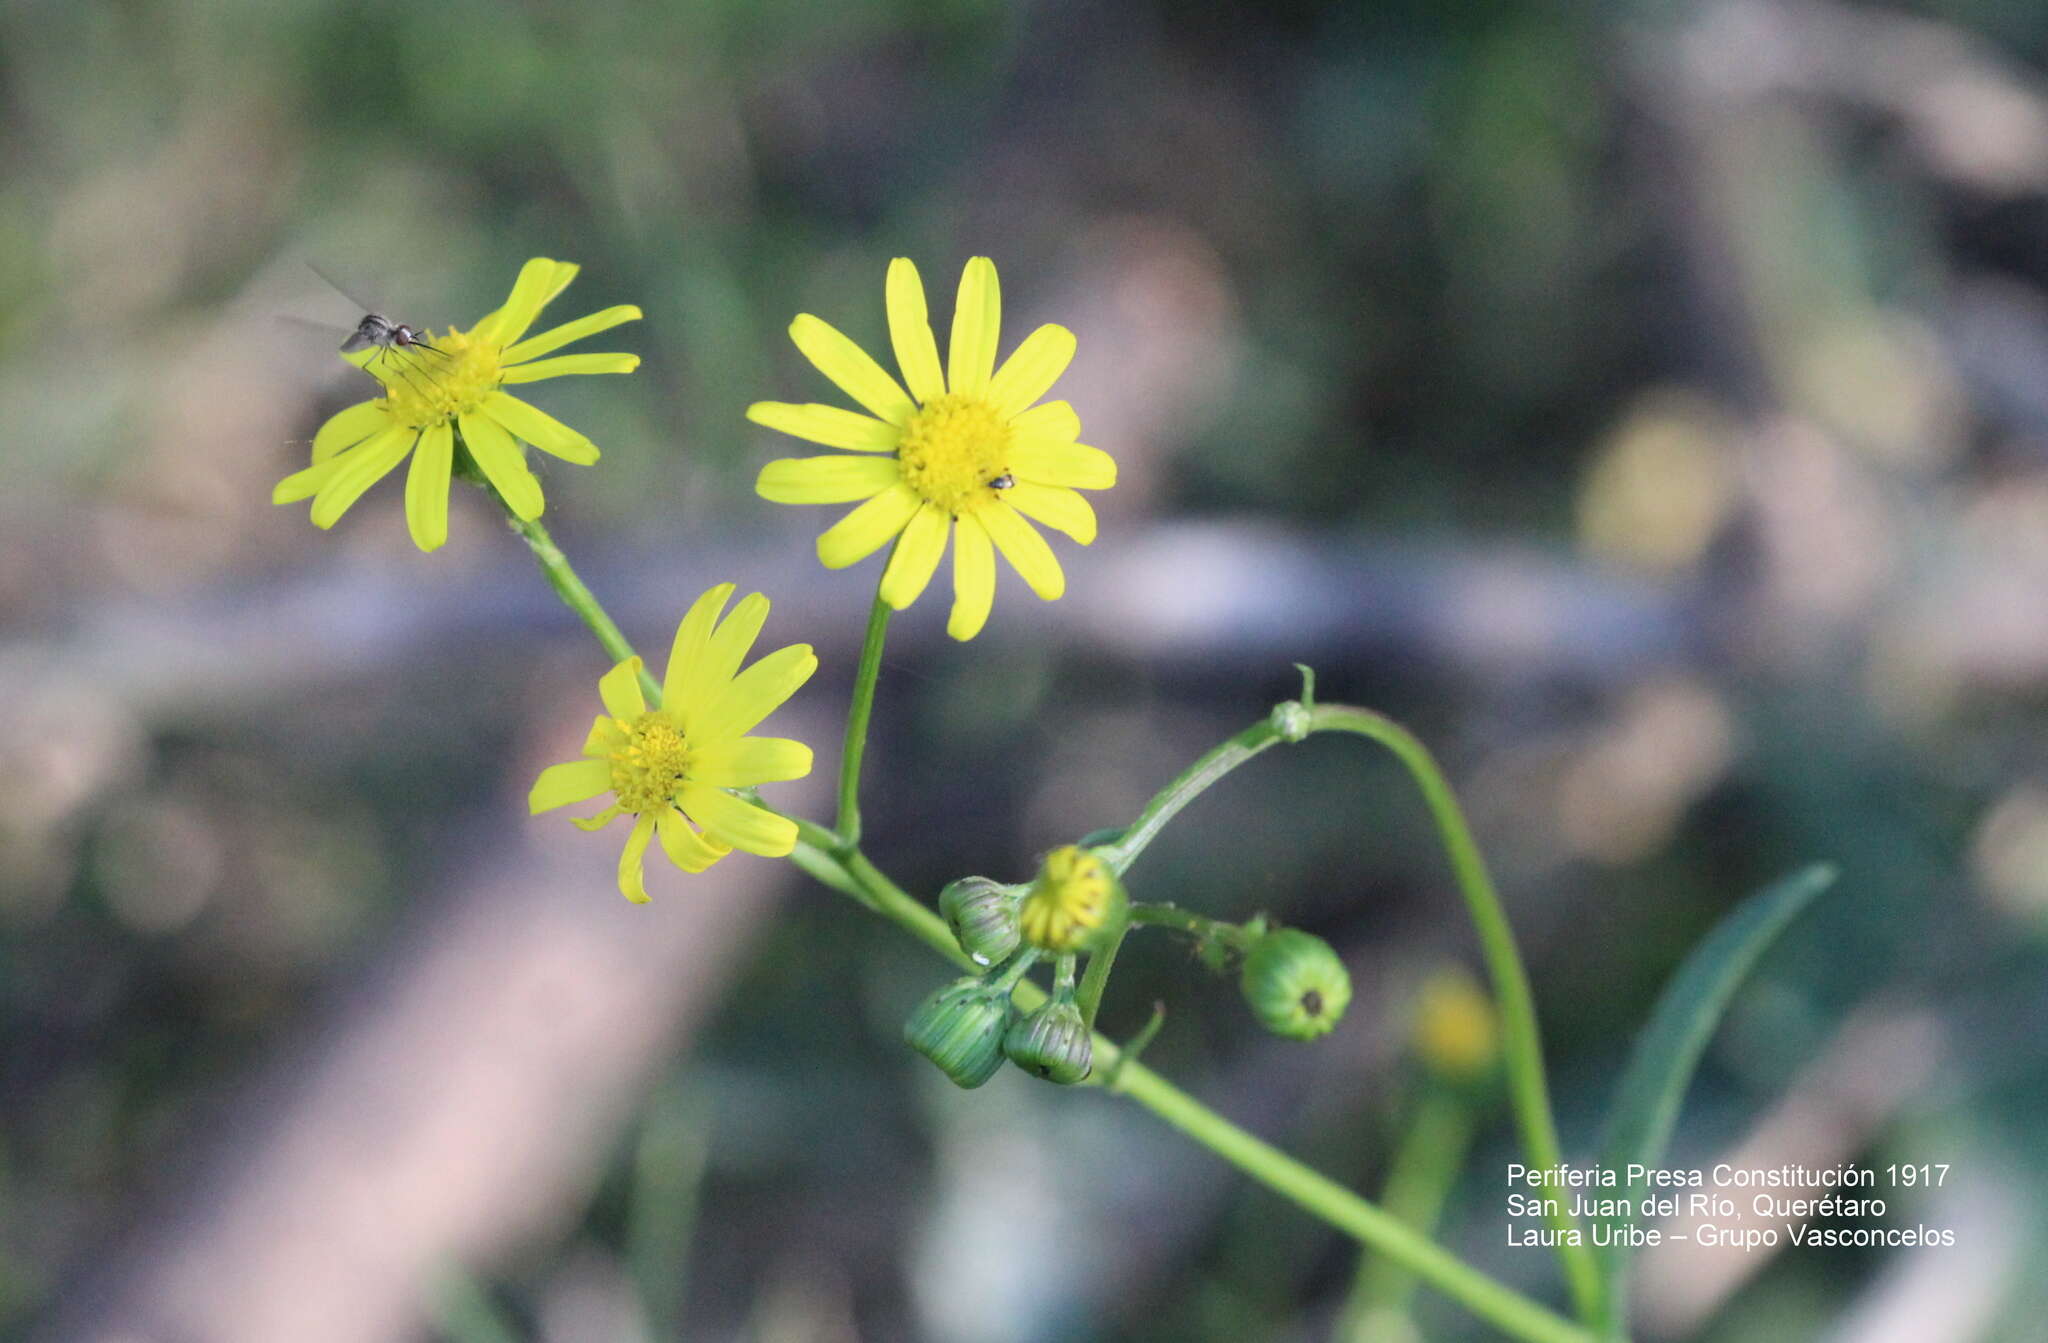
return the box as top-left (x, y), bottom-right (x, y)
top-left (338, 314), bottom-right (393, 353)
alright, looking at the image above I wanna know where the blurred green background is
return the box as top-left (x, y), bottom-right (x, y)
top-left (3, 0), bottom-right (2047, 1339)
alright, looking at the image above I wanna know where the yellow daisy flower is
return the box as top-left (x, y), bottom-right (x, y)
top-left (528, 583), bottom-right (818, 903)
top-left (274, 258), bottom-right (641, 552)
top-left (749, 257), bottom-right (1117, 640)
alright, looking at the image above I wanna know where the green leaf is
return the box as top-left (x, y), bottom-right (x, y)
top-left (1591, 863), bottom-right (1838, 1333)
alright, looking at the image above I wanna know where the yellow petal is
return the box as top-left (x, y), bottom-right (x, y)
top-left (582, 714), bottom-right (627, 756)
top-left (504, 304), bottom-right (642, 365)
top-left (678, 784), bottom-right (798, 858)
top-left (790, 314), bottom-right (914, 424)
top-left (702, 644), bottom-right (817, 740)
top-left (691, 737), bottom-right (815, 788)
top-left (312, 399), bottom-right (391, 463)
top-left (980, 502), bottom-right (1065, 600)
top-left (459, 411), bottom-right (545, 521)
top-left (1008, 400), bottom-right (1080, 442)
top-left (986, 324), bottom-right (1075, 419)
top-left (886, 257), bottom-right (946, 404)
top-left (946, 257), bottom-right (1001, 399)
top-left (309, 429), bottom-right (416, 529)
top-left (480, 258), bottom-right (579, 348)
top-left (815, 482), bottom-right (921, 569)
top-left (756, 455), bottom-right (900, 505)
top-left (483, 393), bottom-right (599, 466)
top-left (1011, 438), bottom-right (1116, 490)
top-left (746, 401), bottom-right (901, 452)
top-left (657, 807), bottom-right (730, 873)
top-left (273, 454), bottom-right (350, 505)
top-left (878, 503), bottom-right (949, 610)
top-left (500, 352), bottom-right (640, 383)
top-left (662, 582), bottom-right (737, 708)
top-left (1002, 481), bottom-right (1096, 545)
top-left (948, 512), bottom-right (997, 641)
top-left (617, 812), bottom-right (656, 903)
top-left (530, 759), bottom-right (614, 814)
top-left (671, 590), bottom-right (770, 723)
top-left (599, 656), bottom-right (647, 720)
top-left (404, 423), bottom-right (454, 552)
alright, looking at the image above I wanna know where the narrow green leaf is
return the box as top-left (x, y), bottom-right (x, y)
top-left (1591, 863), bottom-right (1838, 1333)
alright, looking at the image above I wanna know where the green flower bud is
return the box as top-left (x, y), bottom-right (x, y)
top-left (1004, 997), bottom-right (1094, 1084)
top-left (904, 977), bottom-right (1016, 1088)
top-left (939, 876), bottom-right (1021, 967)
top-left (1240, 929), bottom-right (1352, 1040)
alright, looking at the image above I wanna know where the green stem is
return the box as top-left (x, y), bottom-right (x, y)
top-left (836, 594), bottom-right (891, 850)
top-left (1340, 1084), bottom-right (1479, 1339)
top-left (501, 516), bottom-right (1594, 1343)
top-left (1127, 901), bottom-right (1257, 949)
top-left (1308, 706), bottom-right (1599, 1323)
top-left (1097, 722), bottom-right (1281, 874)
top-left (508, 512), bottom-right (662, 704)
top-left (1074, 907), bottom-right (1129, 1030)
top-left (1096, 700), bottom-right (1599, 1322)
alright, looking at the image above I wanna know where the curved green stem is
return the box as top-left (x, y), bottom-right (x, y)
top-left (1340, 1083), bottom-right (1480, 1339)
top-left (508, 512), bottom-right (662, 704)
top-left (1127, 901), bottom-right (1257, 950)
top-left (1096, 699), bottom-right (1600, 1323)
top-left (836, 595), bottom-right (891, 850)
top-left (502, 511), bottom-right (1596, 1343)
top-left (1074, 907), bottom-right (1129, 1030)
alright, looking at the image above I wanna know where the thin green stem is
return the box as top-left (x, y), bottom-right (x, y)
top-left (1340, 1084), bottom-right (1479, 1339)
top-left (1127, 902), bottom-right (1257, 950)
top-left (501, 515), bottom-right (1596, 1343)
top-left (1074, 907), bottom-right (1129, 1029)
top-left (507, 512), bottom-right (661, 704)
top-left (836, 594), bottom-right (891, 850)
top-left (1097, 722), bottom-right (1281, 874)
top-left (1306, 705), bottom-right (1599, 1322)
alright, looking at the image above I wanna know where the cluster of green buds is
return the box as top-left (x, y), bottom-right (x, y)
top-left (903, 946), bottom-right (1095, 1088)
top-left (1239, 925), bottom-right (1353, 1041)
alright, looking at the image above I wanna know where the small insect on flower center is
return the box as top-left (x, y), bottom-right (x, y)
top-left (374, 326), bottom-right (504, 431)
top-left (607, 710), bottom-right (694, 813)
top-left (896, 394), bottom-right (1014, 515)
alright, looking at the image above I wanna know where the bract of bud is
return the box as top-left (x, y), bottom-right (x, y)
top-left (1017, 846), bottom-right (1125, 954)
top-left (939, 876), bottom-right (1022, 967)
top-left (1240, 928), bottom-right (1353, 1040)
top-left (1004, 997), bottom-right (1094, 1084)
top-left (904, 977), bottom-right (1015, 1088)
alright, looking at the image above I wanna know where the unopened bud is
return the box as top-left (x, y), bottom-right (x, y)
top-left (939, 876), bottom-right (1022, 967)
top-left (904, 977), bottom-right (1014, 1088)
top-left (1240, 928), bottom-right (1352, 1040)
top-left (1018, 846), bottom-right (1125, 954)
top-left (1004, 997), bottom-right (1094, 1084)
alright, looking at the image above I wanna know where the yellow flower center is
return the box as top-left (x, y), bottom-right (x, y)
top-left (607, 710), bottom-right (694, 813)
top-left (372, 325), bottom-right (504, 431)
top-left (1018, 846), bottom-right (1115, 953)
top-left (896, 394), bottom-right (1013, 515)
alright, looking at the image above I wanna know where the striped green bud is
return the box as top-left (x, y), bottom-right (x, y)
top-left (939, 876), bottom-right (1022, 967)
top-left (1240, 929), bottom-right (1352, 1040)
top-left (904, 977), bottom-right (1014, 1088)
top-left (1003, 997), bottom-right (1093, 1084)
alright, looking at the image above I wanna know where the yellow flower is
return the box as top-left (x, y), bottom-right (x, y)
top-left (749, 257), bottom-right (1116, 640)
top-left (274, 258), bottom-right (641, 552)
top-left (527, 583), bottom-right (817, 903)
top-left (1412, 968), bottom-right (1500, 1082)
top-left (1018, 845), bottom-right (1121, 953)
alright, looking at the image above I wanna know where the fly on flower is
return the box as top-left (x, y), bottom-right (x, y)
top-left (528, 583), bottom-right (818, 903)
top-left (273, 258), bottom-right (642, 552)
top-left (749, 257), bottom-right (1116, 640)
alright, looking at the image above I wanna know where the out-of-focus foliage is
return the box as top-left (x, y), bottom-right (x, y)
top-left (4, 0), bottom-right (2048, 1338)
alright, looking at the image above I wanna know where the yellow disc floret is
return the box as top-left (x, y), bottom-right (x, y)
top-left (1018, 845), bottom-right (1120, 953)
top-left (606, 710), bottom-right (694, 813)
top-left (373, 326), bottom-right (505, 431)
top-left (896, 394), bottom-right (1013, 515)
